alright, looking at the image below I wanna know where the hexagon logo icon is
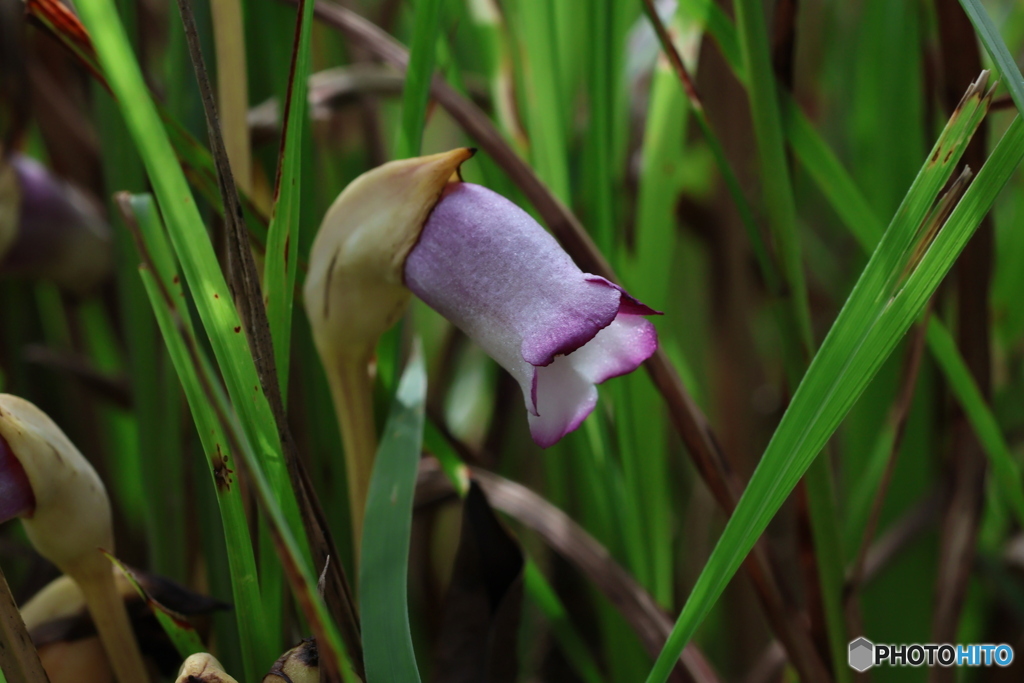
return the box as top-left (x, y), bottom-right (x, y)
top-left (849, 637), bottom-right (874, 672)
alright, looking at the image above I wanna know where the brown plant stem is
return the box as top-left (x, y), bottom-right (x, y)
top-left (931, 3), bottom-right (992, 677)
top-left (0, 564), bottom-right (49, 683)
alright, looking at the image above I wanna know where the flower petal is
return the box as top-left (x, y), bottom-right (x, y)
top-left (406, 183), bottom-right (622, 367)
top-left (563, 313), bottom-right (659, 384)
top-left (404, 182), bottom-right (660, 447)
top-left (0, 432), bottom-right (34, 522)
top-left (526, 313), bottom-right (658, 446)
top-left (528, 359), bottom-right (598, 448)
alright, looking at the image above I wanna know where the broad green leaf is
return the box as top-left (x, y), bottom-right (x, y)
top-left (360, 345), bottom-right (427, 683)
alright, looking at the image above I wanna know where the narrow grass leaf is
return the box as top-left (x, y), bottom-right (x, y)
top-left (647, 76), bottom-right (1004, 682)
top-left (74, 0), bottom-right (308, 563)
top-left (684, 0), bottom-right (1024, 541)
top-left (395, 0), bottom-right (444, 158)
top-left (264, 0), bottom-right (316, 395)
top-left (360, 345), bottom-right (427, 683)
top-left (958, 0), bottom-right (1024, 113)
top-left (103, 552), bottom-right (205, 659)
top-left (124, 193), bottom-right (357, 682)
top-left (925, 318), bottom-right (1024, 524)
top-left (119, 193), bottom-right (271, 680)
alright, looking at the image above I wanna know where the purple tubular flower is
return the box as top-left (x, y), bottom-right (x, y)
top-left (0, 432), bottom-right (34, 523)
top-left (0, 154), bottom-right (112, 293)
top-left (404, 182), bottom-right (659, 447)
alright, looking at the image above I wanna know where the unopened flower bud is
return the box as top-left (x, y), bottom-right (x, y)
top-left (0, 394), bottom-right (148, 683)
top-left (263, 638), bottom-right (318, 683)
top-left (177, 653), bottom-right (239, 683)
top-left (0, 154), bottom-right (113, 293)
top-left (0, 394), bottom-right (111, 570)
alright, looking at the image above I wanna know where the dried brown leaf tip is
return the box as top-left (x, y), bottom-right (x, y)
top-left (953, 70), bottom-right (994, 112)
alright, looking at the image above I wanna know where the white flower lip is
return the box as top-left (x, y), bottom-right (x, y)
top-left (404, 182), bottom-right (660, 447)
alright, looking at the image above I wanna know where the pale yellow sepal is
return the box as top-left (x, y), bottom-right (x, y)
top-left (0, 394), bottom-right (149, 683)
top-left (304, 147), bottom-right (474, 356)
top-left (177, 653), bottom-right (240, 683)
top-left (304, 149), bottom-right (474, 552)
top-left (0, 394), bottom-right (112, 571)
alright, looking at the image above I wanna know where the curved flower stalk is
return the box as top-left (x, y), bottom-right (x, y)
top-left (305, 148), bottom-right (473, 543)
top-left (0, 394), bottom-right (149, 683)
top-left (306, 149), bottom-right (658, 537)
top-left (0, 154), bottom-right (113, 293)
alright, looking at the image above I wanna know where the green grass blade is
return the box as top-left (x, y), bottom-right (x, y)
top-left (75, 0), bottom-right (308, 561)
top-left (646, 77), bottom-right (1006, 683)
top-left (104, 552), bottom-right (206, 659)
top-left (123, 193), bottom-right (272, 680)
top-left (523, 561), bottom-right (606, 683)
top-left (396, 0), bottom-right (444, 158)
top-left (360, 346), bottom-right (427, 683)
top-left (732, 0), bottom-right (812, 351)
top-left (263, 0), bottom-right (316, 397)
top-left (511, 0), bottom-right (571, 202)
top-left (958, 0), bottom-right (1024, 113)
top-left (729, 2), bottom-right (848, 671)
top-left (126, 192), bottom-right (356, 681)
top-left (583, 0), bottom-right (614, 254)
top-left (686, 0), bottom-right (1024, 547)
top-left (925, 318), bottom-right (1024, 525)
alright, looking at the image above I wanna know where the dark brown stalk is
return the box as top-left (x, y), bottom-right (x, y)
top-left (300, 2), bottom-right (831, 679)
top-left (930, 3), bottom-right (991, 679)
top-left (843, 312), bottom-right (931, 651)
top-left (416, 458), bottom-right (715, 683)
top-left (0, 565), bottom-right (50, 683)
top-left (0, 0), bottom-right (29, 156)
top-left (770, 0), bottom-right (799, 92)
top-left (164, 4), bottom-right (363, 678)
top-left (857, 489), bottom-right (943, 586)
top-left (750, 491), bottom-right (943, 683)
